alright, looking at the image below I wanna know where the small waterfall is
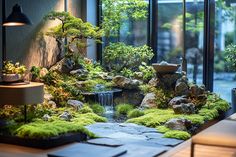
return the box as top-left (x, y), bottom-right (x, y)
top-left (97, 91), bottom-right (114, 121)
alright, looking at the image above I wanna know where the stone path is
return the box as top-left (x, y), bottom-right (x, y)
top-left (48, 123), bottom-right (184, 157)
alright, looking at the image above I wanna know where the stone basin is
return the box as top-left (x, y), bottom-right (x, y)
top-left (152, 63), bottom-right (180, 74)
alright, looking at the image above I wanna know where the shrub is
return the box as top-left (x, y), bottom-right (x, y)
top-left (103, 42), bottom-right (153, 73)
top-left (225, 44), bottom-right (236, 72)
top-left (127, 109), bottom-right (144, 118)
top-left (115, 104), bottom-right (134, 116)
top-left (78, 105), bottom-right (93, 114)
top-left (90, 104), bottom-right (105, 116)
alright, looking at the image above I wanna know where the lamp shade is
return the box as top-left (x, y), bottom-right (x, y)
top-left (3, 4), bottom-right (32, 26)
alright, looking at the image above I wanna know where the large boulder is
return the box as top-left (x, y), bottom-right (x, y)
top-left (70, 68), bottom-right (88, 80)
top-left (50, 58), bottom-right (74, 73)
top-left (67, 100), bottom-right (84, 111)
top-left (190, 84), bottom-right (205, 97)
top-left (173, 103), bottom-right (195, 114)
top-left (175, 81), bottom-right (189, 96)
top-left (168, 96), bottom-right (189, 107)
top-left (165, 118), bottom-right (192, 131)
top-left (114, 89), bottom-right (144, 106)
top-left (140, 93), bottom-right (157, 108)
top-left (113, 75), bottom-right (142, 90)
top-left (149, 73), bottom-right (182, 90)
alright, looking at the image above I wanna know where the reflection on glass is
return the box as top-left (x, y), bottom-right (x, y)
top-left (214, 0), bottom-right (236, 102)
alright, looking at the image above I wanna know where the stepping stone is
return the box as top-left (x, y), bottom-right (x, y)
top-left (142, 132), bottom-right (164, 139)
top-left (106, 132), bottom-right (147, 141)
top-left (48, 143), bottom-right (127, 157)
top-left (118, 144), bottom-right (167, 157)
top-left (87, 138), bottom-right (124, 147)
top-left (148, 137), bottom-right (183, 147)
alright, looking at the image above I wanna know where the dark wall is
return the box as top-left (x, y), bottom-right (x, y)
top-left (0, 0), bottom-right (97, 69)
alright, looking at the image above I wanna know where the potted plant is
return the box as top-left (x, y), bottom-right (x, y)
top-left (225, 44), bottom-right (236, 109)
top-left (2, 61), bottom-right (26, 82)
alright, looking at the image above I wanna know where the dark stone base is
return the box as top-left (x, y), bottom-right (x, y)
top-left (0, 132), bottom-right (87, 149)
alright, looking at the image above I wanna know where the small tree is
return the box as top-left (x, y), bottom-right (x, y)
top-left (45, 11), bottom-right (103, 61)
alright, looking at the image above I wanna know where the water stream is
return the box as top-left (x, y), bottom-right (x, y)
top-left (97, 91), bottom-right (114, 122)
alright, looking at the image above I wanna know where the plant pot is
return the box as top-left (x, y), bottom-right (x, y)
top-left (2, 74), bottom-right (22, 82)
top-left (232, 88), bottom-right (236, 111)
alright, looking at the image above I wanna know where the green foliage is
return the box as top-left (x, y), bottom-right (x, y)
top-left (78, 105), bottom-right (93, 114)
top-left (164, 130), bottom-right (191, 140)
top-left (90, 104), bottom-right (105, 116)
top-left (198, 108), bottom-right (219, 121)
top-left (15, 120), bottom-right (95, 139)
top-left (127, 109), bottom-right (144, 118)
top-left (103, 42), bottom-right (154, 73)
top-left (101, 0), bottom-right (148, 39)
top-left (3, 61), bottom-right (26, 75)
top-left (78, 79), bottom-right (112, 92)
top-left (45, 11), bottom-right (103, 56)
top-left (224, 44), bottom-right (236, 72)
top-left (115, 104), bottom-right (134, 116)
top-left (206, 94), bottom-right (230, 112)
top-left (0, 105), bottom-right (22, 120)
top-left (138, 62), bottom-right (155, 82)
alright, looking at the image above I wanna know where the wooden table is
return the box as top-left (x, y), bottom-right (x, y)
top-left (0, 82), bottom-right (44, 122)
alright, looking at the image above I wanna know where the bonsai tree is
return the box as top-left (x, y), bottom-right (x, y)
top-left (45, 11), bottom-right (104, 61)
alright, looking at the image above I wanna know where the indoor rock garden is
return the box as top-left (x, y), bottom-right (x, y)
top-left (0, 10), bottom-right (230, 150)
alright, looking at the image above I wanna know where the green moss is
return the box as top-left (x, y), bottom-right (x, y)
top-left (90, 104), bottom-right (105, 116)
top-left (198, 107), bottom-right (219, 121)
top-left (15, 120), bottom-right (95, 139)
top-left (127, 109), bottom-right (205, 128)
top-left (127, 109), bottom-right (144, 118)
top-left (206, 94), bottom-right (230, 112)
top-left (156, 125), bottom-right (171, 133)
top-left (115, 104), bottom-right (134, 116)
top-left (78, 105), bottom-right (93, 114)
top-left (164, 130), bottom-right (191, 140)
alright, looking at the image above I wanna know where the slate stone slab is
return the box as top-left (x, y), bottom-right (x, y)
top-left (87, 138), bottom-right (124, 147)
top-left (143, 132), bottom-right (164, 139)
top-left (147, 137), bottom-right (183, 147)
top-left (47, 143), bottom-right (127, 157)
top-left (106, 132), bottom-right (147, 141)
top-left (119, 144), bottom-right (167, 157)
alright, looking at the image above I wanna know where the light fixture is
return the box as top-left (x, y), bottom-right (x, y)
top-left (3, 4), bottom-right (32, 26)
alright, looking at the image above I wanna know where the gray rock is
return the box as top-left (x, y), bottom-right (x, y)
top-left (50, 58), bottom-right (74, 73)
top-left (67, 100), bottom-right (83, 111)
top-left (140, 93), bottom-right (157, 108)
top-left (114, 89), bottom-right (144, 106)
top-left (175, 82), bottom-right (189, 96)
top-left (87, 138), bottom-right (124, 147)
top-left (165, 118), bottom-right (192, 131)
top-left (44, 93), bottom-right (53, 101)
top-left (168, 96), bottom-right (189, 107)
top-left (42, 114), bottom-right (51, 121)
top-left (59, 111), bottom-right (72, 121)
top-left (173, 103), bottom-right (195, 114)
top-left (149, 73), bottom-right (182, 90)
top-left (113, 75), bottom-right (142, 90)
top-left (48, 100), bottom-right (57, 108)
top-left (190, 84), bottom-right (205, 97)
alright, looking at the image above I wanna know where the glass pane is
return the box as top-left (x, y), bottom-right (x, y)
top-left (157, 0), bottom-right (183, 64)
top-left (214, 0), bottom-right (236, 102)
top-left (101, 0), bottom-right (149, 49)
top-left (186, 0), bottom-right (204, 84)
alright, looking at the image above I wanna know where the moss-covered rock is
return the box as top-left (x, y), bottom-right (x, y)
top-left (115, 104), bottom-right (134, 116)
top-left (164, 130), bottom-right (191, 140)
top-left (127, 109), bottom-right (144, 118)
